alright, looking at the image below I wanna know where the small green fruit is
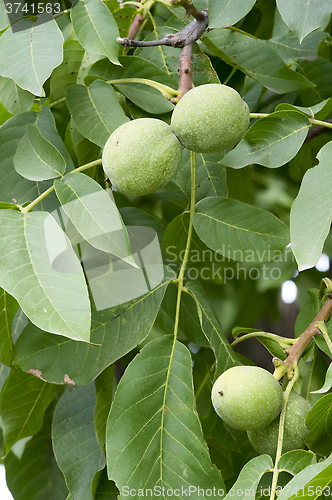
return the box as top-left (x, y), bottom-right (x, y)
top-left (171, 84), bottom-right (250, 153)
top-left (247, 393), bottom-right (311, 458)
top-left (211, 366), bottom-right (283, 431)
top-left (102, 118), bottom-right (182, 196)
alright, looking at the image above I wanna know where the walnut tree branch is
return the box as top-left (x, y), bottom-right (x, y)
top-left (117, 8), bottom-right (208, 48)
top-left (273, 297), bottom-right (332, 380)
top-left (175, 42), bottom-right (194, 101)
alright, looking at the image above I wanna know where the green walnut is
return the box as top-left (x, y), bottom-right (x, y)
top-left (171, 84), bottom-right (250, 153)
top-left (211, 366), bottom-right (283, 431)
top-left (247, 393), bottom-right (311, 458)
top-left (102, 118), bottom-right (182, 196)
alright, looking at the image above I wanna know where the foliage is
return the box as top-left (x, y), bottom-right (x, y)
top-left (0, 0), bottom-right (332, 499)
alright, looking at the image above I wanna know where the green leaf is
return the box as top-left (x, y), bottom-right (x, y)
top-left (193, 197), bottom-right (290, 262)
top-left (87, 55), bottom-right (176, 114)
top-left (223, 111), bottom-right (310, 169)
top-left (0, 112), bottom-right (59, 212)
top-left (305, 393), bottom-right (332, 456)
top-left (50, 39), bottom-right (85, 103)
top-left (311, 363), bottom-right (332, 394)
top-left (276, 0), bottom-right (332, 42)
top-left (161, 284), bottom-right (210, 347)
top-left (52, 383), bottom-right (105, 500)
top-left (290, 141), bottom-right (332, 271)
top-left (0, 368), bottom-right (55, 453)
top-left (54, 172), bottom-right (134, 263)
top-left (14, 269), bottom-right (175, 385)
top-left (176, 149), bottom-right (227, 202)
top-left (203, 30), bottom-right (315, 93)
top-left (0, 289), bottom-right (19, 366)
top-left (185, 280), bottom-right (240, 376)
top-left (94, 365), bottom-right (114, 452)
top-left (14, 125), bottom-right (66, 181)
top-left (278, 450), bottom-right (316, 475)
top-left (70, 121), bottom-right (101, 166)
top-left (106, 336), bottom-right (225, 494)
top-left (277, 453), bottom-right (332, 500)
top-left (297, 58), bottom-right (332, 106)
top-left (269, 32), bottom-right (329, 63)
top-left (162, 212), bottom-right (224, 268)
top-left (223, 455), bottom-right (273, 500)
top-left (71, 0), bottom-right (120, 66)
top-left (276, 98), bottom-right (332, 121)
top-left (5, 406), bottom-right (68, 500)
top-left (201, 409), bottom-right (254, 483)
top-left (208, 0), bottom-right (257, 28)
top-left (0, 210), bottom-right (91, 342)
top-left (0, 76), bottom-right (35, 115)
top-left (95, 468), bottom-right (119, 499)
top-left (0, 16), bottom-right (63, 97)
top-left (66, 80), bottom-right (129, 148)
top-left (36, 106), bottom-right (75, 173)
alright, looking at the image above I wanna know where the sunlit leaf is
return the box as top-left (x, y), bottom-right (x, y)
top-left (276, 0), bottom-right (332, 42)
top-left (0, 210), bottom-right (91, 342)
top-left (0, 16), bottom-right (63, 96)
top-left (0, 76), bottom-right (35, 115)
top-left (54, 172), bottom-right (134, 263)
top-left (14, 125), bottom-right (66, 181)
top-left (14, 268), bottom-right (175, 385)
top-left (71, 0), bottom-right (120, 65)
top-left (290, 141), bottom-right (332, 271)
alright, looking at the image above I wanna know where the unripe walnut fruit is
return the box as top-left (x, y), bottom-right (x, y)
top-left (171, 84), bottom-right (250, 153)
top-left (211, 366), bottom-right (283, 431)
top-left (247, 393), bottom-right (311, 458)
top-left (102, 118), bottom-right (182, 196)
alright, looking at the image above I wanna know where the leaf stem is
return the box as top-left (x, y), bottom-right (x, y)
top-left (20, 159), bottom-right (102, 214)
top-left (107, 78), bottom-right (181, 100)
top-left (249, 113), bottom-right (332, 131)
top-left (309, 118), bottom-right (332, 130)
top-left (231, 331), bottom-right (295, 348)
top-left (172, 151), bottom-right (197, 337)
top-left (249, 113), bottom-right (269, 119)
top-left (270, 366), bottom-right (299, 500)
top-left (49, 97), bottom-right (66, 108)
